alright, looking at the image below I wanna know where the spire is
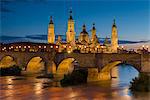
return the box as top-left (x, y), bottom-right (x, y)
top-left (92, 23), bottom-right (96, 30)
top-left (69, 9), bottom-right (73, 20)
top-left (82, 24), bottom-right (86, 31)
top-left (113, 19), bottom-right (115, 24)
top-left (112, 19), bottom-right (117, 27)
top-left (49, 16), bottom-right (53, 24)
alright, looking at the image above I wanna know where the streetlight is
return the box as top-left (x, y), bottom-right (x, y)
top-left (121, 46), bottom-right (124, 50)
top-left (28, 46), bottom-right (30, 48)
top-left (56, 46), bottom-right (58, 49)
top-left (69, 46), bottom-right (71, 48)
top-left (142, 45), bottom-right (145, 49)
top-left (50, 45), bottom-right (53, 48)
top-left (39, 46), bottom-right (41, 48)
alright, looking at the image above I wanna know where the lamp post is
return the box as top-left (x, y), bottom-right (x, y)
top-left (142, 45), bottom-right (145, 50)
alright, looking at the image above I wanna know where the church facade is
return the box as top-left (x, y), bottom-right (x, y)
top-left (47, 10), bottom-right (118, 53)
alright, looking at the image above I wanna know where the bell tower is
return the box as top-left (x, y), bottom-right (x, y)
top-left (66, 9), bottom-right (76, 45)
top-left (48, 16), bottom-right (55, 44)
top-left (111, 19), bottom-right (118, 53)
top-left (91, 23), bottom-right (96, 43)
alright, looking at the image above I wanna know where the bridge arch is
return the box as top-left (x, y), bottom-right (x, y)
top-left (0, 55), bottom-right (16, 68)
top-left (25, 56), bottom-right (56, 74)
top-left (99, 61), bottom-right (140, 80)
top-left (26, 56), bottom-right (45, 73)
top-left (101, 61), bottom-right (140, 72)
top-left (56, 57), bottom-right (78, 79)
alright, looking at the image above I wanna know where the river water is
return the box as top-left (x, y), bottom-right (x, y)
top-left (0, 65), bottom-right (150, 100)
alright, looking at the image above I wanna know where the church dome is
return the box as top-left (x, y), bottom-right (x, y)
top-left (80, 24), bottom-right (89, 35)
top-left (78, 24), bottom-right (89, 44)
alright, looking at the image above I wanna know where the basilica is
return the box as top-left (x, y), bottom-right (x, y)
top-left (47, 10), bottom-right (118, 53)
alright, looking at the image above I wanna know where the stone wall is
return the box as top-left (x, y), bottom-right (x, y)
top-left (141, 54), bottom-right (150, 72)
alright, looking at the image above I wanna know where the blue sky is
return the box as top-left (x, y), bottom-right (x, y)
top-left (1, 0), bottom-right (150, 41)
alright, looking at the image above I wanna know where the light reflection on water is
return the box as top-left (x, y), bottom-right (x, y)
top-left (0, 65), bottom-right (150, 100)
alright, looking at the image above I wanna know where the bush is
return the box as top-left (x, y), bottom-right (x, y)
top-left (60, 69), bottom-right (88, 86)
top-left (130, 73), bottom-right (150, 92)
top-left (0, 65), bottom-right (21, 76)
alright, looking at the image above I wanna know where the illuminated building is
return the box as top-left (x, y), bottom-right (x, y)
top-left (66, 9), bottom-right (76, 46)
top-left (78, 24), bottom-right (90, 45)
top-left (111, 19), bottom-right (118, 53)
top-left (47, 10), bottom-right (119, 53)
top-left (48, 16), bottom-right (55, 44)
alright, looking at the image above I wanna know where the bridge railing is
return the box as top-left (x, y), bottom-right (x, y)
top-left (0, 43), bottom-right (149, 54)
top-left (0, 43), bottom-right (59, 53)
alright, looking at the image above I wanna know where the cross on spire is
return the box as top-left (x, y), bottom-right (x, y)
top-left (112, 18), bottom-right (117, 27)
top-left (49, 16), bottom-right (53, 24)
top-left (69, 8), bottom-right (73, 20)
top-left (83, 24), bottom-right (86, 31)
top-left (92, 23), bottom-right (96, 30)
top-left (113, 19), bottom-right (116, 25)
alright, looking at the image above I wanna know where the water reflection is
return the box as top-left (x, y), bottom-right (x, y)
top-left (0, 65), bottom-right (149, 100)
top-left (34, 83), bottom-right (43, 94)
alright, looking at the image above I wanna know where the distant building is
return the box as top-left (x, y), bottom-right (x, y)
top-left (90, 23), bottom-right (99, 45)
top-left (66, 10), bottom-right (76, 46)
top-left (47, 10), bottom-right (119, 53)
top-left (48, 16), bottom-right (55, 44)
top-left (111, 19), bottom-right (118, 53)
top-left (78, 24), bottom-right (90, 45)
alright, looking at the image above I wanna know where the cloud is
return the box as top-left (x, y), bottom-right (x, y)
top-left (1, 34), bottom-right (149, 44)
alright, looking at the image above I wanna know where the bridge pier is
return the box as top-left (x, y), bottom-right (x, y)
top-left (141, 54), bottom-right (150, 73)
top-left (87, 68), bottom-right (112, 81)
top-left (98, 72), bottom-right (111, 80)
top-left (42, 60), bottom-right (57, 75)
top-left (87, 68), bottom-right (99, 81)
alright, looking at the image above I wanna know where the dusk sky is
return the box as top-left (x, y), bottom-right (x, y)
top-left (1, 0), bottom-right (150, 41)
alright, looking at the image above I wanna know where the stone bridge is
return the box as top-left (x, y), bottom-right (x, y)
top-left (0, 48), bottom-right (150, 80)
top-left (55, 53), bottom-right (150, 72)
top-left (54, 53), bottom-right (150, 80)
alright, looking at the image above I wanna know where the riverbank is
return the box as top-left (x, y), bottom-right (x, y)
top-left (0, 65), bottom-right (21, 76)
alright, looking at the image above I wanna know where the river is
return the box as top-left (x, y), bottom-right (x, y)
top-left (0, 65), bottom-right (149, 100)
